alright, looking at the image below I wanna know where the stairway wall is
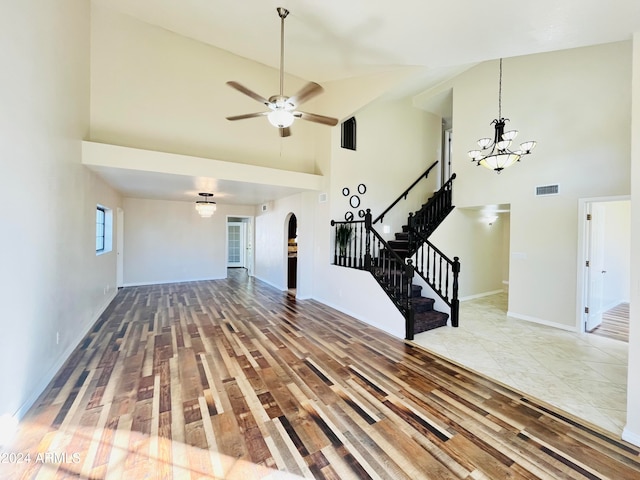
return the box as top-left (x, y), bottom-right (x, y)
top-left (330, 98), bottom-right (441, 240)
top-left (313, 96), bottom-right (442, 338)
top-left (428, 208), bottom-right (508, 299)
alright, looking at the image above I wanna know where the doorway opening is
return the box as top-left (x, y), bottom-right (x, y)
top-left (227, 216), bottom-right (254, 276)
top-left (287, 214), bottom-right (297, 290)
top-left (578, 197), bottom-right (630, 341)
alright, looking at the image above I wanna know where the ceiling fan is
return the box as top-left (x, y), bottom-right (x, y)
top-left (225, 7), bottom-right (338, 137)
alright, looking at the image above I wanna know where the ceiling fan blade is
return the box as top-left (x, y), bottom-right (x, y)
top-left (226, 81), bottom-right (270, 106)
top-left (226, 112), bottom-right (268, 121)
top-left (288, 82), bottom-right (323, 107)
top-left (279, 127), bottom-right (291, 137)
top-left (294, 111), bottom-right (339, 126)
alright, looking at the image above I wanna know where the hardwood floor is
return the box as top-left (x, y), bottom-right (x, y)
top-left (3, 270), bottom-right (640, 479)
top-left (590, 303), bottom-right (630, 343)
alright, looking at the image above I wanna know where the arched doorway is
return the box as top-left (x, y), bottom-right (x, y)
top-left (287, 214), bottom-right (297, 289)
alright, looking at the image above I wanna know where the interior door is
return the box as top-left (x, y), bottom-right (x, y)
top-left (227, 222), bottom-right (245, 268)
top-left (585, 203), bottom-right (606, 331)
top-left (245, 220), bottom-right (253, 276)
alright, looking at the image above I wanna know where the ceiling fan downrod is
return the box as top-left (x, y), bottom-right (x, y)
top-left (277, 8), bottom-right (289, 98)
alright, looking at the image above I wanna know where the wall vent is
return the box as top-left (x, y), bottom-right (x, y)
top-left (535, 184), bottom-right (559, 196)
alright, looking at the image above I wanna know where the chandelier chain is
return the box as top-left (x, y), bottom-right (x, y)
top-left (498, 58), bottom-right (502, 119)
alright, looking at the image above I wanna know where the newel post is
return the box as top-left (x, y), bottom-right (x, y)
top-left (451, 256), bottom-right (460, 327)
top-left (330, 220), bottom-right (337, 265)
top-left (405, 259), bottom-right (415, 340)
top-left (364, 209), bottom-right (372, 271)
top-left (407, 212), bottom-right (414, 251)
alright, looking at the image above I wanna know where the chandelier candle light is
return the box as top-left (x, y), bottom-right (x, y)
top-left (468, 58), bottom-right (536, 173)
top-left (195, 193), bottom-right (216, 218)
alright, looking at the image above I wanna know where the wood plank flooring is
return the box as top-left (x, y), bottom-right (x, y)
top-left (590, 303), bottom-right (630, 343)
top-left (3, 270), bottom-right (640, 479)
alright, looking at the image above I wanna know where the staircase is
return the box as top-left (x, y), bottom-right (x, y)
top-left (331, 162), bottom-right (460, 340)
top-left (386, 229), bottom-right (450, 334)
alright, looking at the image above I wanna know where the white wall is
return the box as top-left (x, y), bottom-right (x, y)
top-left (254, 192), bottom-right (317, 299)
top-left (0, 0), bottom-right (122, 420)
top-left (123, 198), bottom-right (254, 285)
top-left (602, 201), bottom-right (631, 307)
top-left (624, 32), bottom-right (640, 448)
top-left (429, 208), bottom-right (508, 299)
top-left (448, 42), bottom-right (631, 329)
top-left (330, 99), bottom-right (442, 240)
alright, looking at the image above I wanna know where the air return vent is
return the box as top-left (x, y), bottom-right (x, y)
top-left (535, 184), bottom-right (559, 196)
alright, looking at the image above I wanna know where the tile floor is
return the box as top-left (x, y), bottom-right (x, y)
top-left (412, 292), bottom-right (628, 436)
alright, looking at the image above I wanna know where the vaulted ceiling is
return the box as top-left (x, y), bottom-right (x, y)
top-left (88, 0), bottom-right (640, 205)
top-left (92, 0), bottom-right (640, 84)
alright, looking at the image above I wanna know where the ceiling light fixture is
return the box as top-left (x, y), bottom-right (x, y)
top-left (468, 58), bottom-right (536, 173)
top-left (195, 193), bottom-right (216, 218)
top-left (267, 107), bottom-right (295, 128)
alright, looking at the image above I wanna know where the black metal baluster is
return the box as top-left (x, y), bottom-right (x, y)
top-left (358, 222), bottom-right (363, 268)
top-left (438, 255), bottom-right (443, 294)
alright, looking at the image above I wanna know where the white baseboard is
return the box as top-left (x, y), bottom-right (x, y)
top-left (122, 276), bottom-right (224, 287)
top-left (312, 295), bottom-right (404, 339)
top-left (506, 311), bottom-right (577, 332)
top-left (14, 290), bottom-right (118, 420)
top-left (622, 426), bottom-right (640, 447)
top-left (460, 289), bottom-right (505, 302)
top-left (252, 275), bottom-right (286, 292)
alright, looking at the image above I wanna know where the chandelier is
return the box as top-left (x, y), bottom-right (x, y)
top-left (195, 193), bottom-right (216, 218)
top-left (468, 58), bottom-right (536, 173)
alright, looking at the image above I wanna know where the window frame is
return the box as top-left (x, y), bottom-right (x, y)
top-left (341, 116), bottom-right (357, 151)
top-left (96, 206), bottom-right (106, 253)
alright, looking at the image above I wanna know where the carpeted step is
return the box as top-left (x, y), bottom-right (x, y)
top-left (395, 232), bottom-right (409, 241)
top-left (411, 296), bottom-right (434, 313)
top-left (381, 247), bottom-right (409, 259)
top-left (413, 310), bottom-right (449, 334)
top-left (388, 240), bottom-right (408, 250)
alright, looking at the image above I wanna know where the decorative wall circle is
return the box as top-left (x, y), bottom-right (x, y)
top-left (344, 211), bottom-right (354, 221)
top-left (358, 209), bottom-right (365, 218)
top-left (349, 195), bottom-right (361, 208)
top-left (342, 187), bottom-right (350, 196)
top-left (358, 184), bottom-right (367, 194)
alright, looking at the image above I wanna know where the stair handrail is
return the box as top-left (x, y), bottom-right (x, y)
top-left (372, 160), bottom-right (439, 225)
top-left (408, 172), bottom-right (456, 242)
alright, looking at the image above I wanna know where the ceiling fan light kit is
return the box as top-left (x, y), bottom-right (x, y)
top-left (225, 7), bottom-right (338, 137)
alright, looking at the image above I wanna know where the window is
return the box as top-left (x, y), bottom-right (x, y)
top-left (96, 207), bottom-right (106, 252)
top-left (96, 205), bottom-right (113, 255)
top-left (341, 116), bottom-right (356, 150)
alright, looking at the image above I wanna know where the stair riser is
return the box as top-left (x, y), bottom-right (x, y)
top-left (413, 311), bottom-right (449, 334)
